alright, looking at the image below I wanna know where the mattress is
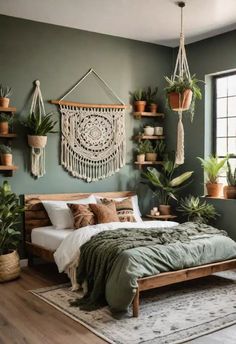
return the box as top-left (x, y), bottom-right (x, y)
top-left (31, 226), bottom-right (73, 251)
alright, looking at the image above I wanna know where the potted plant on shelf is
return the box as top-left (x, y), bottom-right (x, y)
top-left (130, 89), bottom-right (146, 112)
top-left (136, 141), bottom-right (149, 163)
top-left (0, 84), bottom-right (12, 108)
top-left (145, 140), bottom-right (158, 162)
top-left (0, 113), bottom-right (12, 134)
top-left (177, 195), bottom-right (219, 224)
top-left (165, 74), bottom-right (202, 121)
top-left (197, 155), bottom-right (228, 198)
top-left (0, 181), bottom-right (24, 282)
top-left (224, 161), bottom-right (236, 199)
top-left (141, 152), bottom-right (193, 215)
top-left (0, 144), bottom-right (13, 166)
top-left (146, 86), bottom-right (158, 113)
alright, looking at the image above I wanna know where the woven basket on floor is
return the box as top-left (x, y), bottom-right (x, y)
top-left (0, 250), bottom-right (21, 282)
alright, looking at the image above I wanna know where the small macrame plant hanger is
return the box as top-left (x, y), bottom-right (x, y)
top-left (51, 68), bottom-right (127, 182)
top-left (28, 80), bottom-right (47, 178)
top-left (172, 1), bottom-right (191, 165)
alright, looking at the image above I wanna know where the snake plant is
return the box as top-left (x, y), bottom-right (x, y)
top-left (23, 112), bottom-right (57, 136)
top-left (227, 161), bottom-right (236, 186)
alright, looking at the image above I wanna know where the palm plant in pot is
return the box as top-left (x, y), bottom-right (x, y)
top-left (197, 155), bottom-right (228, 197)
top-left (146, 86), bottom-right (158, 113)
top-left (165, 74), bottom-right (202, 121)
top-left (130, 89), bottom-right (147, 112)
top-left (224, 161), bottom-right (236, 199)
top-left (0, 181), bottom-right (24, 282)
top-left (0, 84), bottom-right (12, 108)
top-left (0, 113), bottom-right (12, 135)
top-left (141, 153), bottom-right (193, 215)
top-left (0, 144), bottom-right (13, 166)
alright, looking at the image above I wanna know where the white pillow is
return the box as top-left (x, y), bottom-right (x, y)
top-left (42, 195), bottom-right (97, 229)
top-left (95, 194), bottom-right (143, 222)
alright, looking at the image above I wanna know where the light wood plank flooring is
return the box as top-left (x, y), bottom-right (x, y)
top-left (0, 264), bottom-right (236, 344)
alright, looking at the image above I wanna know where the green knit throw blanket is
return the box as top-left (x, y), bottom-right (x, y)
top-left (70, 222), bottom-right (227, 310)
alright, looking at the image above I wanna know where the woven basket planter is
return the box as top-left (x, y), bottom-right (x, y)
top-left (28, 135), bottom-right (47, 149)
top-left (0, 250), bottom-right (20, 282)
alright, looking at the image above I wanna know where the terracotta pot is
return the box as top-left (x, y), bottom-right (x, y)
top-left (1, 153), bottom-right (12, 166)
top-left (206, 183), bottom-right (223, 197)
top-left (146, 153), bottom-right (157, 162)
top-left (134, 101), bottom-right (146, 112)
top-left (168, 89), bottom-right (193, 112)
top-left (28, 135), bottom-right (47, 148)
top-left (137, 154), bottom-right (145, 163)
top-left (224, 185), bottom-right (236, 199)
top-left (0, 121), bottom-right (9, 134)
top-left (0, 97), bottom-right (10, 108)
top-left (149, 103), bottom-right (158, 113)
top-left (159, 204), bottom-right (171, 215)
top-left (0, 250), bottom-right (20, 282)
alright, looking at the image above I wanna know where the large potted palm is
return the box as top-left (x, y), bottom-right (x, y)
top-left (142, 152), bottom-right (193, 215)
top-left (0, 181), bottom-right (24, 282)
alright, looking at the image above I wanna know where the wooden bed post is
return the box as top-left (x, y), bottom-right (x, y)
top-left (132, 286), bottom-right (140, 317)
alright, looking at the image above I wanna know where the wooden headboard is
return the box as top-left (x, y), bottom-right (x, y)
top-left (24, 191), bottom-right (135, 241)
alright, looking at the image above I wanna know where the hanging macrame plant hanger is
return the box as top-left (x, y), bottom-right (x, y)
top-left (51, 68), bottom-right (128, 182)
top-left (172, 1), bottom-right (191, 165)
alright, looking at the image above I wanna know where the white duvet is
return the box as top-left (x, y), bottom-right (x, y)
top-left (54, 220), bottom-right (178, 289)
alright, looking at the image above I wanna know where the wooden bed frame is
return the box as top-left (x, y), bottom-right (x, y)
top-left (24, 192), bottom-right (236, 317)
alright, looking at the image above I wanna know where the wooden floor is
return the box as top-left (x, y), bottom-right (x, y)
top-left (0, 264), bottom-right (236, 344)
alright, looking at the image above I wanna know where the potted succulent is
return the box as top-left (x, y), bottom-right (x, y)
top-left (177, 195), bottom-right (219, 224)
top-left (136, 141), bottom-right (149, 163)
top-left (165, 74), bottom-right (202, 121)
top-left (0, 144), bottom-right (12, 166)
top-left (0, 113), bottom-right (12, 134)
top-left (146, 86), bottom-right (158, 113)
top-left (0, 84), bottom-right (12, 108)
top-left (0, 181), bottom-right (24, 282)
top-left (142, 152), bottom-right (193, 215)
top-left (224, 161), bottom-right (236, 199)
top-left (197, 155), bottom-right (228, 197)
top-left (130, 89), bottom-right (147, 112)
top-left (145, 140), bottom-right (158, 162)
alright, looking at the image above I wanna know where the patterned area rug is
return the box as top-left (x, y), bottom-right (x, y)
top-left (31, 271), bottom-right (236, 344)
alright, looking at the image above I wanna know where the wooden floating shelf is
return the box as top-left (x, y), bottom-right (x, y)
top-left (134, 135), bottom-right (165, 140)
top-left (0, 107), bottom-right (16, 113)
top-left (133, 112), bottom-right (164, 118)
top-left (135, 161), bottom-right (163, 170)
top-left (0, 133), bottom-right (17, 138)
top-left (0, 165), bottom-right (18, 171)
top-left (146, 214), bottom-right (177, 220)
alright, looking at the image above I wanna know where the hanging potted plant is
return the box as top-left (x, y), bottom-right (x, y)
top-left (0, 113), bottom-right (12, 134)
top-left (145, 140), bottom-right (158, 162)
top-left (0, 84), bottom-right (12, 108)
top-left (197, 155), bottom-right (228, 197)
top-left (0, 181), bottom-right (24, 282)
top-left (0, 144), bottom-right (13, 166)
top-left (146, 86), bottom-right (158, 113)
top-left (141, 152), bottom-right (193, 215)
top-left (130, 89), bottom-right (147, 112)
top-left (165, 74), bottom-right (202, 121)
top-left (224, 161), bottom-right (236, 199)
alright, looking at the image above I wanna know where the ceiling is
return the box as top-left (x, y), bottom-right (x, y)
top-left (0, 0), bottom-right (236, 47)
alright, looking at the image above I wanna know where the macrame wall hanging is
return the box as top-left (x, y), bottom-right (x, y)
top-left (51, 68), bottom-right (127, 182)
top-left (28, 80), bottom-right (47, 178)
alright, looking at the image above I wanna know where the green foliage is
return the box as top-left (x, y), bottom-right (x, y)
top-left (23, 111), bottom-right (57, 136)
top-left (0, 181), bottom-right (25, 255)
top-left (145, 86), bottom-right (158, 105)
top-left (226, 161), bottom-right (236, 186)
top-left (197, 155), bottom-right (229, 183)
top-left (0, 113), bottom-right (12, 123)
top-left (177, 195), bottom-right (219, 224)
top-left (141, 152), bottom-right (193, 205)
top-left (0, 84), bottom-right (12, 98)
top-left (164, 74), bottom-right (203, 121)
top-left (0, 144), bottom-right (12, 154)
top-left (130, 89), bottom-right (146, 102)
top-left (137, 140), bottom-right (149, 154)
top-left (156, 140), bottom-right (166, 159)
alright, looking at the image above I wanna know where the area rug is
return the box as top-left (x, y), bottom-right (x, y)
top-left (31, 271), bottom-right (236, 344)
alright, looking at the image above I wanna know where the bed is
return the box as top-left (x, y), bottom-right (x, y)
top-left (24, 192), bottom-right (236, 317)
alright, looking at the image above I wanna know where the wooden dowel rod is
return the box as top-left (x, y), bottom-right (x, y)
top-left (50, 100), bottom-right (129, 109)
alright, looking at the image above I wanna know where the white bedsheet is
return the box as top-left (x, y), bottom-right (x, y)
top-left (31, 226), bottom-right (73, 251)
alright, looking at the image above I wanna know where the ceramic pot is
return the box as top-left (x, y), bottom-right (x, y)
top-left (146, 153), bottom-right (157, 162)
top-left (224, 185), bottom-right (236, 199)
top-left (206, 182), bottom-right (223, 197)
top-left (159, 204), bottom-right (171, 215)
top-left (154, 127), bottom-right (163, 136)
top-left (149, 103), bottom-right (158, 113)
top-left (0, 250), bottom-right (20, 282)
top-left (168, 89), bottom-right (193, 111)
top-left (134, 101), bottom-right (146, 112)
top-left (28, 135), bottom-right (47, 149)
top-left (137, 154), bottom-right (145, 163)
top-left (1, 153), bottom-right (12, 166)
top-left (0, 97), bottom-right (10, 108)
top-left (144, 127), bottom-right (154, 136)
top-left (0, 121), bottom-right (9, 134)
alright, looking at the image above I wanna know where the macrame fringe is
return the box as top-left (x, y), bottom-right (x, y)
top-left (175, 112), bottom-right (184, 165)
top-left (31, 147), bottom-right (46, 178)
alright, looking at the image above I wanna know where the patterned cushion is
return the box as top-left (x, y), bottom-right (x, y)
top-left (89, 202), bottom-right (120, 224)
top-left (67, 203), bottom-right (96, 229)
top-left (102, 197), bottom-right (136, 222)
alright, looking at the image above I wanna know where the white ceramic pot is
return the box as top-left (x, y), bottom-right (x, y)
top-left (154, 127), bottom-right (163, 136)
top-left (144, 127), bottom-right (154, 136)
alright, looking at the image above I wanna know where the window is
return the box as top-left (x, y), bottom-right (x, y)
top-left (214, 72), bottom-right (236, 183)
